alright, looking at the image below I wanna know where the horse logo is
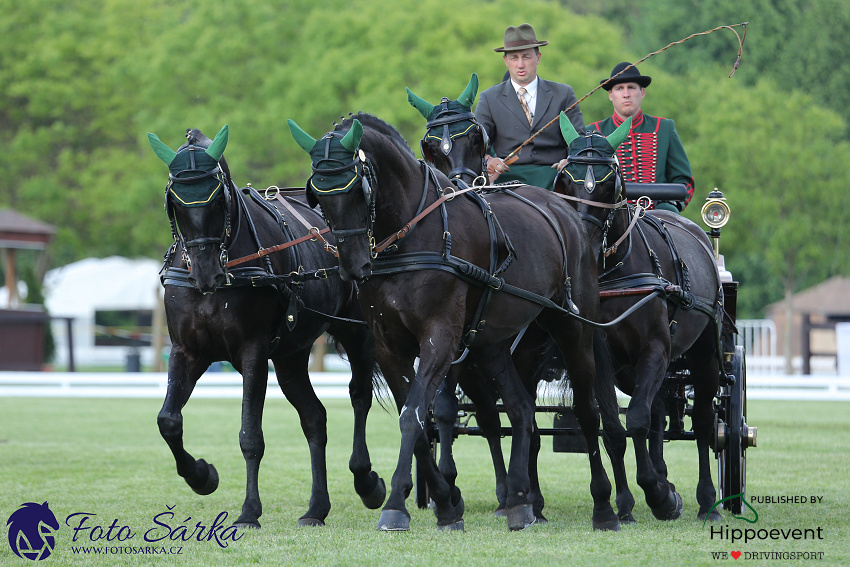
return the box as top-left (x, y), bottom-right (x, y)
top-left (6, 502), bottom-right (60, 561)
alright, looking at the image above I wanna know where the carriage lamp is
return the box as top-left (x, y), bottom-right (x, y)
top-left (701, 189), bottom-right (730, 259)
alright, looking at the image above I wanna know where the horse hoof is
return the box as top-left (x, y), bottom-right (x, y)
top-left (593, 518), bottom-right (621, 531)
top-left (507, 504), bottom-right (536, 531)
top-left (534, 513), bottom-right (548, 525)
top-left (494, 505), bottom-right (507, 518)
top-left (298, 517), bottom-right (325, 527)
top-left (188, 460), bottom-right (219, 495)
top-left (698, 509), bottom-right (722, 523)
top-left (232, 520), bottom-right (261, 529)
top-left (437, 520), bottom-right (464, 532)
top-left (618, 513), bottom-right (637, 525)
top-left (360, 476), bottom-right (387, 510)
top-left (651, 490), bottom-right (683, 521)
top-left (377, 509), bottom-right (410, 531)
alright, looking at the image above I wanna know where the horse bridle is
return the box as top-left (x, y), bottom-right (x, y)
top-left (561, 132), bottom-right (642, 263)
top-left (422, 97), bottom-right (488, 184)
top-left (164, 144), bottom-right (233, 273)
top-left (307, 132), bottom-right (378, 255)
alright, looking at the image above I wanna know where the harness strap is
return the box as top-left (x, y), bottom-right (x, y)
top-left (225, 227), bottom-right (331, 267)
top-left (269, 188), bottom-right (337, 256)
top-left (373, 183), bottom-right (478, 253)
top-left (160, 266), bottom-right (367, 328)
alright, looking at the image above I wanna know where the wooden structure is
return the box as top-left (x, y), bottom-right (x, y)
top-left (0, 209), bottom-right (56, 370)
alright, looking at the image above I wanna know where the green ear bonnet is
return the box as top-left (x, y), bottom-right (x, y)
top-left (558, 114), bottom-right (631, 194)
top-left (147, 125), bottom-right (229, 207)
top-left (406, 73), bottom-right (486, 156)
top-left (287, 119), bottom-right (371, 208)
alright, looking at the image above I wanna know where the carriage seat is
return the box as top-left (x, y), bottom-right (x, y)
top-left (623, 183), bottom-right (688, 202)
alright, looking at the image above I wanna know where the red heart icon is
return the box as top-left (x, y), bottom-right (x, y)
top-left (731, 551), bottom-right (742, 560)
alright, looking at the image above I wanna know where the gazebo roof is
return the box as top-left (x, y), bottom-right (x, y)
top-left (0, 209), bottom-right (56, 250)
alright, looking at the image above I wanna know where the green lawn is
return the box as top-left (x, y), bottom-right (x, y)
top-left (1, 396), bottom-right (847, 566)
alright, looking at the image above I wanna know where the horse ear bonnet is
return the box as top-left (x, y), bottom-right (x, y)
top-left (561, 134), bottom-right (618, 189)
top-left (162, 127), bottom-right (227, 207)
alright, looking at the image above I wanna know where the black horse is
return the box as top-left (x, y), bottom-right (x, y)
top-left (147, 125), bottom-right (390, 528)
top-left (554, 113), bottom-right (725, 522)
top-left (288, 113), bottom-right (618, 531)
top-left (407, 74), bottom-right (560, 521)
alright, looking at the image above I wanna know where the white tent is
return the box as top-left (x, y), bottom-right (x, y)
top-left (43, 256), bottom-right (164, 367)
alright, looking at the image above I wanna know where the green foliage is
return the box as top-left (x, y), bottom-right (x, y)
top-left (1, 0), bottom-right (848, 315)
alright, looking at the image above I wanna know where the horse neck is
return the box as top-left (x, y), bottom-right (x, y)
top-left (362, 136), bottom-right (433, 241)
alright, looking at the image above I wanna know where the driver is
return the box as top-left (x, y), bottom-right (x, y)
top-left (588, 62), bottom-right (694, 212)
top-left (475, 23), bottom-right (585, 188)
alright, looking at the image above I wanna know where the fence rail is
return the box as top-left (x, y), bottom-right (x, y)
top-left (2, 371), bottom-right (850, 401)
top-left (0, 372), bottom-right (351, 399)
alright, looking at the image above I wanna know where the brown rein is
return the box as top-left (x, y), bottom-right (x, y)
top-left (224, 186), bottom-right (336, 268)
top-left (372, 183), bottom-right (480, 254)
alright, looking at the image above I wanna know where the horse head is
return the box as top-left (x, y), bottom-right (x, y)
top-left (288, 117), bottom-right (375, 282)
top-left (554, 113), bottom-right (631, 251)
top-left (407, 73), bottom-right (487, 185)
top-left (148, 125), bottom-right (232, 294)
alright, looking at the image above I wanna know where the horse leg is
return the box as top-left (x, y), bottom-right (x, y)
top-left (456, 370), bottom-right (509, 517)
top-left (689, 339), bottom-right (722, 521)
top-left (378, 352), bottom-right (461, 531)
top-left (329, 324), bottom-right (387, 510)
top-left (649, 392), bottom-right (673, 490)
top-left (512, 332), bottom-right (550, 523)
top-left (553, 325), bottom-right (619, 531)
top-left (472, 344), bottom-right (536, 531)
top-left (594, 351), bottom-right (635, 523)
top-left (432, 370), bottom-right (465, 517)
top-left (157, 347), bottom-right (220, 496)
top-left (270, 348), bottom-right (332, 527)
top-left (527, 417), bottom-right (547, 523)
top-left (627, 356), bottom-right (683, 521)
top-left (230, 352), bottom-right (274, 528)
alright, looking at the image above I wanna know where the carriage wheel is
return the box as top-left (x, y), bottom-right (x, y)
top-left (717, 345), bottom-right (754, 514)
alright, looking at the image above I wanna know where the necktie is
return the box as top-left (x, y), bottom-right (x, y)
top-left (517, 87), bottom-right (533, 125)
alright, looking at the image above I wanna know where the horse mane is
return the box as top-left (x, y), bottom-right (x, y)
top-left (336, 112), bottom-right (416, 159)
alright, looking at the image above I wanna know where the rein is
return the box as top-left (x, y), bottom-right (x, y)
top-left (224, 186), bottom-right (338, 268)
top-left (373, 183), bottom-right (479, 253)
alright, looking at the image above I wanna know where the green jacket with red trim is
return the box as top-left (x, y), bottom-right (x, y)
top-left (589, 111), bottom-right (694, 210)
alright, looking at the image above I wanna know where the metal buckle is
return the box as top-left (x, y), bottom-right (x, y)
top-left (264, 185), bottom-right (280, 200)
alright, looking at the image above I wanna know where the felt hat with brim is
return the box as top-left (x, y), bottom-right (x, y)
top-left (494, 23), bottom-right (548, 52)
top-left (601, 62), bottom-right (652, 90)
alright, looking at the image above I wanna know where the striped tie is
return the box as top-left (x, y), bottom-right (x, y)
top-left (517, 87), bottom-right (533, 125)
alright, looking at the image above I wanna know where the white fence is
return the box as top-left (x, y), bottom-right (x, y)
top-left (0, 372), bottom-right (352, 399)
top-left (2, 371), bottom-right (850, 401)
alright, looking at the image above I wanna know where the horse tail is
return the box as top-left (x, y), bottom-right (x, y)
top-left (327, 332), bottom-right (395, 412)
top-left (532, 332), bottom-right (570, 405)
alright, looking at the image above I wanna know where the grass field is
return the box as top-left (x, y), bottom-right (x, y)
top-left (1, 395), bottom-right (848, 566)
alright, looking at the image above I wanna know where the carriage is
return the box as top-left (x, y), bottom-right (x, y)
top-left (414, 184), bottom-right (757, 516)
